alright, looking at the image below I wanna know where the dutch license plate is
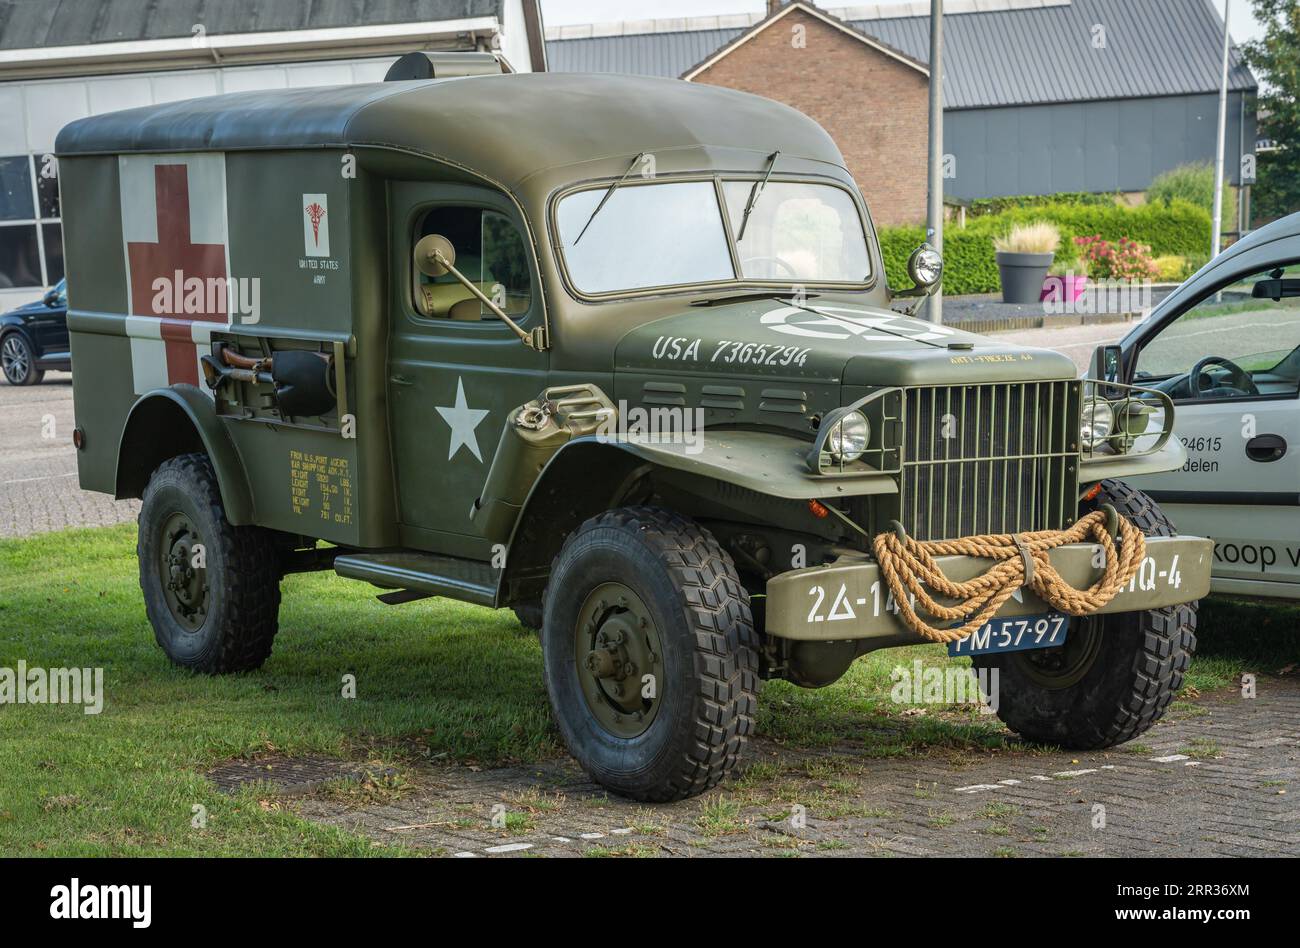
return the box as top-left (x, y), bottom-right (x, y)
top-left (947, 613), bottom-right (1069, 657)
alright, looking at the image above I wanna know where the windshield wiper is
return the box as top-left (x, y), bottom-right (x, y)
top-left (691, 290), bottom-right (818, 307)
top-left (736, 150), bottom-right (780, 243)
top-left (573, 152), bottom-right (646, 246)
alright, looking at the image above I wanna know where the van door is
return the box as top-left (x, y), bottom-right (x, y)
top-left (1127, 261), bottom-right (1300, 597)
top-left (41, 281), bottom-right (70, 358)
top-left (386, 182), bottom-right (548, 557)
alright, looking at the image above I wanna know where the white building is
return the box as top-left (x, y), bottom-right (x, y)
top-left (0, 0), bottom-right (546, 309)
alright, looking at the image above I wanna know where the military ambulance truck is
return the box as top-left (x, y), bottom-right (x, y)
top-left (58, 54), bottom-right (1212, 801)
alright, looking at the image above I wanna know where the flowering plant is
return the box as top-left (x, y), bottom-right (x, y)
top-left (1073, 235), bottom-right (1157, 282)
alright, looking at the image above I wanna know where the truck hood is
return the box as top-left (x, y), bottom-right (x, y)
top-left (615, 297), bottom-right (1078, 387)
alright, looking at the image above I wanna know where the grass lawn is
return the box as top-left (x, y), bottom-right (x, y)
top-left (1, 523), bottom-right (1294, 856)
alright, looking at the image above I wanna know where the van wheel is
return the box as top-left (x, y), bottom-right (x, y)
top-left (542, 507), bottom-right (759, 802)
top-left (1, 332), bottom-right (43, 385)
top-left (973, 479), bottom-right (1198, 748)
top-left (138, 453), bottom-right (282, 674)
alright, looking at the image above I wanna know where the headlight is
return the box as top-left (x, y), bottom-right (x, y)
top-left (827, 410), bottom-right (870, 462)
top-left (1081, 400), bottom-right (1114, 450)
top-left (908, 245), bottom-right (944, 288)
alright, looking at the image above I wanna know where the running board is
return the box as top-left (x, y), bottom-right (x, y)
top-left (333, 552), bottom-right (497, 608)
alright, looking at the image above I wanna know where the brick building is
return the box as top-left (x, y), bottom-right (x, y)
top-left (687, 2), bottom-right (929, 227)
top-left (550, 0), bottom-right (1258, 233)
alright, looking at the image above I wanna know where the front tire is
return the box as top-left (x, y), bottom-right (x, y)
top-left (138, 453), bottom-right (282, 674)
top-left (973, 479), bottom-right (1198, 749)
top-left (541, 507), bottom-right (759, 801)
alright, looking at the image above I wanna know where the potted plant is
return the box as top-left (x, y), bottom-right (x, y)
top-left (1040, 255), bottom-right (1089, 304)
top-left (994, 221), bottom-right (1060, 304)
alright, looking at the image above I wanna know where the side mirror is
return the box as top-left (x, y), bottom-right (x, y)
top-left (412, 233), bottom-right (547, 350)
top-left (43, 288), bottom-right (59, 307)
top-left (1093, 344), bottom-right (1123, 384)
top-left (414, 233), bottom-right (457, 277)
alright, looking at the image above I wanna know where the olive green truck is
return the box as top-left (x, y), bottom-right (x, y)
top-left (57, 54), bottom-right (1211, 801)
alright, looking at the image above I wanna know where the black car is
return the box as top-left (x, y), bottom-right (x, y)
top-left (1, 279), bottom-right (69, 385)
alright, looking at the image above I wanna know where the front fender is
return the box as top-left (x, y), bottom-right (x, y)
top-left (1080, 433), bottom-right (1187, 483)
top-left (598, 429), bottom-right (899, 501)
top-left (116, 385), bottom-right (255, 524)
top-left (491, 431), bottom-right (897, 607)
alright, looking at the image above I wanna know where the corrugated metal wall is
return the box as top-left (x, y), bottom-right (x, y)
top-left (946, 91), bottom-right (1256, 197)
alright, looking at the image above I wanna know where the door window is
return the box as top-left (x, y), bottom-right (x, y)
top-left (415, 206), bottom-right (532, 321)
top-left (1134, 262), bottom-right (1300, 401)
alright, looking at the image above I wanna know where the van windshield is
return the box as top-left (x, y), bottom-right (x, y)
top-left (555, 179), bottom-right (872, 295)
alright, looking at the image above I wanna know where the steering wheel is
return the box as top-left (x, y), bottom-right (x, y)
top-left (740, 255), bottom-right (799, 280)
top-left (1189, 355), bottom-right (1259, 397)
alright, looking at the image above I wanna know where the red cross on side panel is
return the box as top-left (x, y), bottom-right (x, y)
top-left (126, 163), bottom-right (228, 387)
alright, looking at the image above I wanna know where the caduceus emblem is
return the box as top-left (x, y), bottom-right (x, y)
top-left (305, 201), bottom-right (326, 245)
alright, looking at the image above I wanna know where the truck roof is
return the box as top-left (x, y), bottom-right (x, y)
top-left (55, 72), bottom-right (847, 187)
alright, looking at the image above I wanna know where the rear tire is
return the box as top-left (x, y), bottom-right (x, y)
top-left (973, 479), bottom-right (1197, 749)
top-left (1, 332), bottom-right (43, 385)
top-left (138, 453), bottom-right (282, 674)
top-left (541, 507), bottom-right (759, 801)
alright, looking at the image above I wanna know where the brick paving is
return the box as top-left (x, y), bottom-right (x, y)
top-left (0, 373), bottom-right (140, 538)
top-left (296, 677), bottom-right (1299, 858)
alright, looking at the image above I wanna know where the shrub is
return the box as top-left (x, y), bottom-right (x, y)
top-left (878, 199), bottom-right (1208, 296)
top-left (1148, 161), bottom-right (1236, 226)
top-left (879, 226), bottom-right (1001, 296)
top-left (1151, 254), bottom-right (1188, 282)
top-left (993, 220), bottom-right (1061, 255)
top-left (1074, 235), bottom-right (1157, 282)
top-left (962, 200), bottom-right (1210, 256)
top-left (968, 192), bottom-right (1119, 217)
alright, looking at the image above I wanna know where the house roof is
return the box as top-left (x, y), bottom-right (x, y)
top-left (547, 0), bottom-right (1257, 110)
top-left (0, 0), bottom-right (505, 49)
top-left (682, 2), bottom-right (928, 80)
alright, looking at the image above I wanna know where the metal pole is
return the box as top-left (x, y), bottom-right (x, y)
top-left (926, 0), bottom-right (944, 323)
top-left (1211, 0), bottom-right (1231, 259)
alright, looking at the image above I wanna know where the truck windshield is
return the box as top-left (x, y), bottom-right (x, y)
top-left (555, 179), bottom-right (871, 295)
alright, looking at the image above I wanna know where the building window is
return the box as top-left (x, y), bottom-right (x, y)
top-left (0, 154), bottom-right (62, 290)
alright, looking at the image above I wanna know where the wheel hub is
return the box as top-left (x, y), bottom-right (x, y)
top-left (1017, 616), bottom-right (1104, 689)
top-left (158, 512), bottom-right (208, 631)
top-left (574, 583), bottom-right (664, 739)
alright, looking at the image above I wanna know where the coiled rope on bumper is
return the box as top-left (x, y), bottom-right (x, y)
top-left (871, 509), bottom-right (1146, 644)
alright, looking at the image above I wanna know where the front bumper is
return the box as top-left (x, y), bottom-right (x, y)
top-left (764, 535), bottom-right (1213, 645)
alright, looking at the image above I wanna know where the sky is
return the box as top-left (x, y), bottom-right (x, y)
top-left (539, 0), bottom-right (1269, 46)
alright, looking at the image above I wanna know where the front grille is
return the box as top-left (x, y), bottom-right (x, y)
top-left (899, 381), bottom-right (1079, 541)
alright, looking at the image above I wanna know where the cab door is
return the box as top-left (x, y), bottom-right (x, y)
top-left (386, 182), bottom-right (548, 557)
top-left (1127, 261), bottom-right (1300, 596)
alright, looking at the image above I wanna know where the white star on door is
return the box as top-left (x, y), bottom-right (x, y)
top-left (435, 377), bottom-right (490, 462)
